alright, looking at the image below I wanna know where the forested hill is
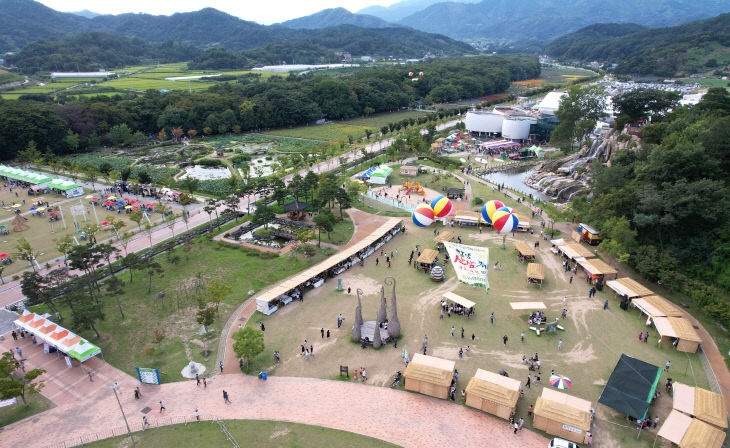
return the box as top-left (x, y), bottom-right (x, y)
top-left (0, 0), bottom-right (472, 56)
top-left (544, 13), bottom-right (730, 77)
top-left (394, 0), bottom-right (729, 42)
top-left (7, 32), bottom-right (200, 73)
top-left (279, 8), bottom-right (392, 29)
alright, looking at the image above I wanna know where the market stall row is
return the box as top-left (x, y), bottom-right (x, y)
top-left (13, 311), bottom-right (101, 362)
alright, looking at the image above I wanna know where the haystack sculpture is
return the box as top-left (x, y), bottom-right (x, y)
top-left (13, 214), bottom-right (29, 232)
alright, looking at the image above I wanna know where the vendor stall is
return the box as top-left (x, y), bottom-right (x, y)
top-left (533, 388), bottom-right (592, 444)
top-left (513, 241), bottom-right (536, 262)
top-left (577, 258), bottom-right (617, 281)
top-left (606, 277), bottom-right (653, 310)
top-left (403, 353), bottom-right (456, 399)
top-left (652, 316), bottom-right (701, 353)
top-left (417, 249), bottom-right (439, 268)
top-left (658, 410), bottom-right (726, 448)
top-left (631, 295), bottom-right (683, 319)
top-left (48, 178), bottom-right (84, 198)
top-left (673, 383), bottom-right (728, 429)
top-left (558, 242), bottom-right (595, 261)
top-left (434, 231), bottom-right (456, 248)
top-left (443, 292), bottom-right (476, 317)
top-left (465, 368), bottom-right (521, 420)
top-left (526, 263), bottom-right (545, 287)
top-left (578, 223), bottom-right (602, 246)
top-left (452, 211), bottom-right (481, 226)
top-left (598, 354), bottom-right (661, 421)
top-left (13, 311), bottom-right (101, 362)
top-left (513, 213), bottom-right (531, 231)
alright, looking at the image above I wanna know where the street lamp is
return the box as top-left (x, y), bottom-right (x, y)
top-left (111, 384), bottom-right (135, 446)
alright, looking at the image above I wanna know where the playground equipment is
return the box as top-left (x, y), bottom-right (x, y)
top-left (402, 181), bottom-right (425, 195)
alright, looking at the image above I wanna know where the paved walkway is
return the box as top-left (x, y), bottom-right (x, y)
top-left (1, 370), bottom-right (547, 448)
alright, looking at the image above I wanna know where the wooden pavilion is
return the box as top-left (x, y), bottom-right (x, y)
top-left (673, 383), bottom-right (728, 429)
top-left (403, 354), bottom-right (455, 399)
top-left (465, 369), bottom-right (521, 420)
top-left (533, 388), bottom-right (592, 444)
top-left (513, 241), bottom-right (536, 262)
top-left (658, 410), bottom-right (726, 448)
top-left (526, 263), bottom-right (545, 287)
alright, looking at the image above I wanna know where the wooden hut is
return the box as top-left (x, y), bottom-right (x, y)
top-left (403, 354), bottom-right (455, 399)
top-left (513, 213), bottom-right (531, 231)
top-left (673, 383), bottom-right (728, 429)
top-left (513, 241), bottom-right (536, 262)
top-left (526, 263), bottom-right (545, 287)
top-left (658, 410), bottom-right (726, 448)
top-left (606, 277), bottom-right (653, 299)
top-left (434, 231), bottom-right (456, 248)
top-left (465, 369), bottom-right (521, 420)
top-left (652, 316), bottom-right (702, 353)
top-left (558, 242), bottom-right (595, 260)
top-left (577, 258), bottom-right (618, 281)
top-left (452, 210), bottom-right (481, 226)
top-left (533, 388), bottom-right (592, 444)
top-left (416, 249), bottom-right (439, 268)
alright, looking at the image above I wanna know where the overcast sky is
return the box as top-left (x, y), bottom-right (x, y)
top-left (36, 0), bottom-right (399, 24)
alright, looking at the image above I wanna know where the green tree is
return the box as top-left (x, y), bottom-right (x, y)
top-left (105, 275), bottom-right (126, 319)
top-left (180, 176), bottom-right (199, 196)
top-left (598, 216), bottom-right (636, 264)
top-left (67, 287), bottom-right (104, 338)
top-left (252, 204), bottom-right (275, 227)
top-left (196, 300), bottom-right (216, 333)
top-left (313, 210), bottom-right (336, 246)
top-left (207, 278), bottom-right (232, 313)
top-left (550, 85), bottom-right (606, 150)
top-left (0, 352), bottom-right (46, 406)
top-left (17, 140), bottom-right (42, 165)
top-left (232, 327), bottom-right (265, 368)
top-left (613, 88), bottom-right (681, 123)
top-left (14, 237), bottom-right (37, 272)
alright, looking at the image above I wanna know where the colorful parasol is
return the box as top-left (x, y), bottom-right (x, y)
top-left (0, 253), bottom-right (9, 258)
top-left (549, 374), bottom-right (572, 389)
top-left (36, 207), bottom-right (45, 211)
top-left (132, 205), bottom-right (141, 210)
top-left (29, 207), bottom-right (37, 211)
top-left (128, 200), bottom-right (137, 205)
top-left (103, 201), bottom-right (113, 205)
top-left (101, 221), bottom-right (110, 226)
top-left (11, 204), bottom-right (21, 208)
top-left (107, 196), bottom-right (116, 200)
top-left (124, 205), bottom-right (133, 209)
top-left (85, 195), bottom-right (96, 199)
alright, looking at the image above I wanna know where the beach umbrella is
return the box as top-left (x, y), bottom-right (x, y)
top-left (0, 225), bottom-right (6, 229)
top-left (36, 207), bottom-right (45, 211)
top-left (0, 253), bottom-right (8, 258)
top-left (145, 204), bottom-right (155, 208)
top-left (128, 200), bottom-right (137, 205)
top-left (85, 195), bottom-right (95, 199)
top-left (91, 197), bottom-right (99, 201)
top-left (549, 374), bottom-right (572, 389)
top-left (103, 201), bottom-right (113, 205)
top-left (11, 204), bottom-right (21, 208)
top-left (125, 205), bottom-right (133, 209)
top-left (430, 196), bottom-right (452, 218)
top-left (412, 204), bottom-right (435, 227)
top-left (101, 221), bottom-right (110, 226)
top-left (132, 205), bottom-right (141, 210)
top-left (29, 207), bottom-right (37, 211)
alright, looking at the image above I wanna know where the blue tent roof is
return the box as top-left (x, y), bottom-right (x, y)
top-left (360, 167), bottom-right (378, 179)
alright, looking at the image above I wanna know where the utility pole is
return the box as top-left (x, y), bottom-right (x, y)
top-left (111, 384), bottom-right (135, 446)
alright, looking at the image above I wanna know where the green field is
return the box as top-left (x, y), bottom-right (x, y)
top-left (264, 123), bottom-right (371, 142)
top-left (0, 69), bottom-right (23, 84)
top-left (345, 110), bottom-right (430, 127)
top-left (0, 392), bottom-right (54, 427)
top-left (85, 420), bottom-right (399, 448)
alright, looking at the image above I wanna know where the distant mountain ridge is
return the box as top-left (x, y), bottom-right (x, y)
top-left (393, 0), bottom-right (730, 43)
top-left (279, 7), bottom-right (393, 29)
top-left (358, 0), bottom-right (480, 23)
top-left (0, 0), bottom-right (472, 58)
top-left (544, 13), bottom-right (730, 77)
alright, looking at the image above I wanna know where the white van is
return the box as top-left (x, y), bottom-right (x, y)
top-left (548, 438), bottom-right (581, 448)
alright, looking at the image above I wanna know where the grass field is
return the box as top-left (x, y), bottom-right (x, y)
top-left (319, 215), bottom-right (354, 246)
top-left (240, 189), bottom-right (707, 448)
top-left (0, 392), bottom-right (54, 427)
top-left (345, 110), bottom-right (430, 128)
top-left (264, 123), bottom-right (371, 142)
top-left (29, 232), bottom-right (331, 383)
top-left (85, 419), bottom-right (399, 448)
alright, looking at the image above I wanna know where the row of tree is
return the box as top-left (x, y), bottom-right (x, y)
top-left (0, 55), bottom-right (539, 160)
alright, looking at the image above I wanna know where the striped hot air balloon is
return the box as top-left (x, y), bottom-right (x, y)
top-left (412, 204), bottom-right (435, 227)
top-left (481, 199), bottom-right (505, 224)
top-left (492, 207), bottom-right (518, 233)
top-left (430, 195), bottom-right (452, 218)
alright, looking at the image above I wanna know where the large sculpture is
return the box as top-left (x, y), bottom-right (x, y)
top-left (385, 276), bottom-right (401, 338)
top-left (352, 289), bottom-right (363, 342)
top-left (373, 308), bottom-right (382, 348)
top-left (377, 286), bottom-right (387, 324)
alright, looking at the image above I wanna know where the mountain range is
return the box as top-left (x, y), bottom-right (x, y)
top-left (544, 13), bottom-right (730, 77)
top-left (0, 0), bottom-right (471, 57)
top-left (279, 8), bottom-right (392, 30)
top-left (359, 0), bottom-right (480, 23)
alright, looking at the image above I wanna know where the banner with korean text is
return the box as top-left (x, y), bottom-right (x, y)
top-left (443, 242), bottom-right (489, 290)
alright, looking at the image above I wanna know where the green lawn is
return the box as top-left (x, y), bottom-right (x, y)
top-left (264, 123), bottom-right (370, 142)
top-left (0, 393), bottom-right (54, 427)
top-left (29, 235), bottom-right (330, 383)
top-left (345, 111), bottom-right (430, 128)
top-left (83, 420), bottom-right (399, 448)
top-left (320, 215), bottom-right (354, 245)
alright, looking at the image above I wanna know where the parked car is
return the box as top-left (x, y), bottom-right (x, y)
top-left (549, 438), bottom-right (581, 448)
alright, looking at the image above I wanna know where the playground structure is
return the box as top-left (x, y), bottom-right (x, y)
top-left (402, 181), bottom-right (425, 195)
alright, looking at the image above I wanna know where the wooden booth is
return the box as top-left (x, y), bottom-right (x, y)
top-left (557, 242), bottom-right (595, 261)
top-left (606, 277), bottom-right (653, 310)
top-left (434, 231), bottom-right (456, 249)
top-left (533, 388), bottom-right (592, 444)
top-left (652, 316), bottom-right (702, 353)
top-left (417, 249), bottom-right (439, 269)
top-left (443, 292), bottom-right (476, 317)
top-left (673, 383), bottom-right (728, 429)
top-left (445, 187), bottom-right (465, 199)
top-left (632, 295), bottom-right (683, 319)
top-left (577, 258), bottom-right (618, 281)
top-left (465, 369), bottom-right (521, 420)
top-left (403, 354), bottom-right (455, 399)
top-left (513, 213), bottom-right (532, 231)
top-left (526, 263), bottom-right (545, 287)
top-left (658, 410), bottom-right (726, 448)
top-left (513, 241), bottom-right (536, 262)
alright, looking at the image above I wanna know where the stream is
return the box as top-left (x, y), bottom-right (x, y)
top-left (480, 166), bottom-right (555, 202)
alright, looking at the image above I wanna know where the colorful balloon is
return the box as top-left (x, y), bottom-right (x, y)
top-left (481, 199), bottom-right (505, 224)
top-left (412, 204), bottom-right (435, 227)
top-left (430, 195), bottom-right (452, 218)
top-left (492, 209), bottom-right (518, 233)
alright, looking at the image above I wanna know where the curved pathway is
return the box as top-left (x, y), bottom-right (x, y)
top-left (1, 373), bottom-right (546, 448)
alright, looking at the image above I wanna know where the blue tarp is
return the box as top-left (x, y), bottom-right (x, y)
top-left (360, 167), bottom-right (378, 179)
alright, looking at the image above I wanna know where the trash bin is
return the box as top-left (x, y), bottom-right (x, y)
top-left (261, 371), bottom-right (267, 381)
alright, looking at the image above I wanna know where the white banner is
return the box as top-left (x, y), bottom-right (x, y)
top-left (443, 242), bottom-right (489, 290)
top-left (0, 397), bottom-right (18, 408)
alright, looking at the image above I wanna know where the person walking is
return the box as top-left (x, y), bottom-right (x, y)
top-left (513, 422), bottom-right (519, 434)
top-left (326, 330), bottom-right (330, 338)
top-left (451, 326), bottom-right (455, 337)
top-left (260, 322), bottom-right (265, 332)
top-left (526, 375), bottom-right (531, 389)
top-left (321, 328), bottom-right (324, 339)
top-left (134, 387), bottom-right (141, 399)
top-left (471, 333), bottom-right (475, 341)
top-left (337, 314), bottom-right (343, 328)
top-left (15, 346), bottom-right (22, 358)
top-left (203, 377), bottom-right (207, 388)
top-left (558, 339), bottom-right (563, 351)
top-left (665, 361), bottom-right (671, 372)
top-left (219, 361), bottom-right (223, 373)
top-left (520, 332), bottom-right (525, 342)
top-left (503, 335), bottom-right (508, 346)
top-left (196, 374), bottom-right (200, 386)
top-left (461, 327), bottom-right (464, 338)
top-left (194, 408), bottom-right (200, 421)
top-left (223, 390), bottom-right (231, 404)
top-left (569, 276), bottom-right (573, 284)
top-left (518, 417), bottom-right (524, 430)
top-left (528, 404), bottom-right (533, 417)
top-left (159, 401), bottom-right (166, 413)
top-left (11, 330), bottom-right (17, 341)
top-left (490, 312), bottom-right (494, 324)
top-left (604, 300), bottom-right (608, 310)
top-left (142, 416), bottom-right (150, 430)
top-left (644, 331), bottom-right (649, 343)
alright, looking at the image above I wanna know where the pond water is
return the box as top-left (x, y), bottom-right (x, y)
top-left (182, 165), bottom-right (232, 180)
top-left (481, 166), bottom-right (554, 202)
